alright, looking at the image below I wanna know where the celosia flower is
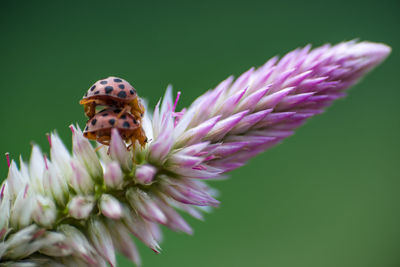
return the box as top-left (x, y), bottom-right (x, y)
top-left (0, 40), bottom-right (390, 266)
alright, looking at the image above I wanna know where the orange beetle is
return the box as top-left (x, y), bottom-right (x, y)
top-left (80, 76), bottom-right (145, 119)
top-left (83, 108), bottom-right (147, 147)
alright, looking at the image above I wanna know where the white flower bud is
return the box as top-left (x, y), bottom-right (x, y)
top-left (3, 225), bottom-right (38, 259)
top-left (109, 128), bottom-right (132, 171)
top-left (70, 124), bottom-right (103, 180)
top-left (70, 160), bottom-right (94, 195)
top-left (104, 162), bottom-right (123, 189)
top-left (106, 220), bottom-right (141, 266)
top-left (126, 188), bottom-right (167, 225)
top-left (67, 195), bottom-right (94, 220)
top-left (29, 145), bottom-right (45, 194)
top-left (99, 194), bottom-right (123, 220)
top-left (32, 195), bottom-right (57, 228)
top-left (39, 231), bottom-right (71, 257)
top-left (123, 206), bottom-right (161, 254)
top-left (88, 218), bottom-right (116, 267)
top-left (7, 160), bottom-right (27, 199)
top-left (135, 164), bottom-right (157, 185)
top-left (58, 224), bottom-right (99, 265)
top-left (50, 133), bottom-right (73, 182)
top-left (9, 186), bottom-right (34, 229)
top-left (43, 162), bottom-right (69, 207)
top-left (0, 183), bottom-right (10, 233)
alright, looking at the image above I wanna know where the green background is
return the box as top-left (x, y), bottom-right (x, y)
top-left (1, 0), bottom-right (399, 266)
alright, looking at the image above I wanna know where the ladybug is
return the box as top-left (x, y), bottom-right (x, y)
top-left (79, 76), bottom-right (145, 119)
top-left (83, 108), bottom-right (147, 147)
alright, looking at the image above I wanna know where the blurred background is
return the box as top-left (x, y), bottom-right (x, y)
top-left (0, 0), bottom-right (399, 266)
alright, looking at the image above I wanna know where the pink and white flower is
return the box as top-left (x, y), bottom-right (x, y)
top-left (0, 40), bottom-right (390, 266)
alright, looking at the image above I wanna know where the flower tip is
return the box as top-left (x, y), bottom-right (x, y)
top-left (376, 43), bottom-right (392, 60)
top-left (352, 41), bottom-right (392, 62)
top-left (173, 91), bottom-right (181, 112)
top-left (367, 42), bottom-right (391, 60)
top-left (367, 41), bottom-right (391, 54)
top-left (46, 133), bottom-right (52, 148)
top-left (5, 152), bottom-right (10, 168)
top-left (69, 124), bottom-right (75, 134)
top-left (151, 247), bottom-right (161, 254)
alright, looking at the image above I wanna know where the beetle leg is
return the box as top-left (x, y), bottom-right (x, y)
top-left (128, 127), bottom-right (147, 149)
top-left (79, 98), bottom-right (96, 105)
top-left (95, 144), bottom-right (106, 152)
top-left (128, 136), bottom-right (138, 164)
top-left (116, 105), bottom-right (131, 119)
top-left (83, 101), bottom-right (96, 118)
top-left (129, 136), bottom-right (136, 151)
top-left (130, 99), bottom-right (145, 118)
top-left (80, 99), bottom-right (97, 118)
top-left (136, 127), bottom-right (147, 148)
top-left (84, 131), bottom-right (97, 141)
top-left (96, 135), bottom-right (111, 146)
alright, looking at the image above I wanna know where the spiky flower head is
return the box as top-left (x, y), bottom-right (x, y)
top-left (0, 40), bottom-right (390, 266)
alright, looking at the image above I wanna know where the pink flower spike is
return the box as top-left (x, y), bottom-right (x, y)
top-left (0, 40), bottom-right (390, 266)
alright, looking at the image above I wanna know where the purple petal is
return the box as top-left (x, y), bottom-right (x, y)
top-left (205, 110), bottom-right (249, 141)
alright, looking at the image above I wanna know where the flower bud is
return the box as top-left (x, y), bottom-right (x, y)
top-left (104, 162), bottom-right (123, 189)
top-left (99, 194), bottom-right (123, 220)
top-left (9, 186), bottom-right (34, 229)
top-left (70, 160), bottom-right (94, 195)
top-left (67, 195), bottom-right (94, 220)
top-left (70, 124), bottom-right (103, 180)
top-left (123, 206), bottom-right (161, 254)
top-left (58, 224), bottom-right (98, 265)
top-left (3, 225), bottom-right (38, 259)
top-left (7, 160), bottom-right (27, 199)
top-left (50, 133), bottom-right (73, 182)
top-left (0, 183), bottom-right (10, 233)
top-left (43, 163), bottom-right (69, 207)
top-left (106, 220), bottom-right (141, 266)
top-left (126, 188), bottom-right (167, 224)
top-left (32, 195), bottom-right (57, 228)
top-left (38, 231), bottom-right (71, 257)
top-left (135, 164), bottom-right (157, 185)
top-left (109, 128), bottom-right (132, 171)
top-left (88, 218), bottom-right (116, 267)
top-left (28, 145), bottom-right (45, 194)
